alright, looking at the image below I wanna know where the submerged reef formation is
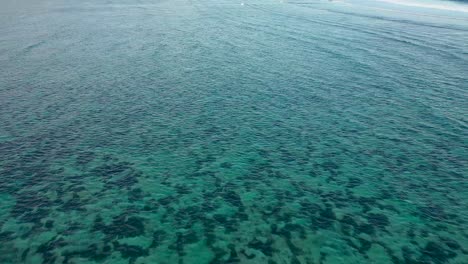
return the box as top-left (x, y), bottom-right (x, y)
top-left (0, 0), bottom-right (467, 263)
top-left (0, 127), bottom-right (466, 264)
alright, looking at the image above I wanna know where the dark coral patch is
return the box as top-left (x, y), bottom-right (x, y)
top-left (366, 213), bottom-right (390, 229)
top-left (418, 205), bottom-right (455, 221)
top-left (92, 162), bottom-right (141, 189)
top-left (222, 190), bottom-right (243, 207)
top-left (227, 244), bottom-right (240, 263)
top-left (44, 220), bottom-right (54, 229)
top-left (63, 244), bottom-right (111, 263)
top-left (175, 184), bottom-right (191, 195)
top-left (356, 223), bottom-right (375, 236)
top-left (169, 232), bottom-right (187, 257)
top-left (419, 241), bottom-right (456, 264)
top-left (36, 237), bottom-right (67, 264)
top-left (347, 177), bottom-right (363, 188)
top-left (113, 242), bottom-right (148, 263)
top-left (440, 237), bottom-right (461, 250)
top-left (20, 208), bottom-right (50, 226)
top-left (76, 151), bottom-right (95, 165)
top-left (0, 231), bottom-right (14, 242)
top-left (240, 249), bottom-right (256, 259)
top-left (358, 238), bottom-right (372, 254)
top-left (220, 162), bottom-right (233, 169)
top-left (11, 191), bottom-right (53, 225)
top-left (93, 214), bottom-right (145, 239)
top-left (128, 188), bottom-right (144, 202)
top-left (248, 238), bottom-right (275, 257)
top-left (158, 196), bottom-right (175, 206)
top-left (212, 214), bottom-right (238, 233)
top-left (312, 204), bottom-right (336, 229)
top-left (150, 230), bottom-right (167, 248)
top-left (321, 161), bottom-right (339, 171)
top-left (209, 247), bottom-right (229, 264)
top-left (62, 192), bottom-right (86, 211)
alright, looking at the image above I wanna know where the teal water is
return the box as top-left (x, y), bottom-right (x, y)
top-left (1, 0), bottom-right (467, 263)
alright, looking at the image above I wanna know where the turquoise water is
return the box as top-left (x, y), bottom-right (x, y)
top-left (1, 0), bottom-right (467, 263)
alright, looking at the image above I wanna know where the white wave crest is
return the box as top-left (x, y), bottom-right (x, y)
top-left (377, 0), bottom-right (468, 13)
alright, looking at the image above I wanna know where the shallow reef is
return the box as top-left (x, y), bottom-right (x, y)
top-left (0, 0), bottom-right (467, 263)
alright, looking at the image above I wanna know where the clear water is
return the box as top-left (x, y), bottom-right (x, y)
top-left (0, 0), bottom-right (467, 263)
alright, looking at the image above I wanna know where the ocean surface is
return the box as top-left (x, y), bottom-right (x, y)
top-left (0, 0), bottom-right (467, 263)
